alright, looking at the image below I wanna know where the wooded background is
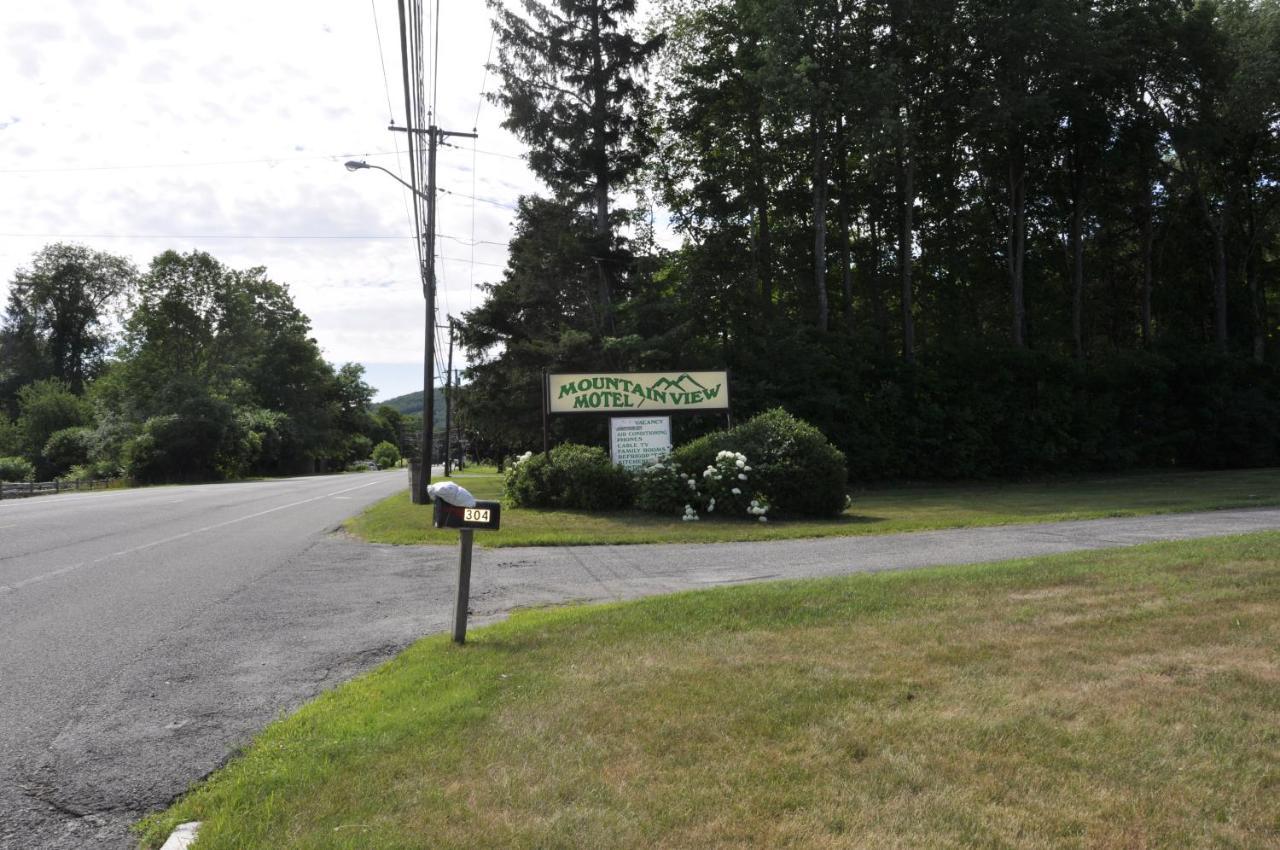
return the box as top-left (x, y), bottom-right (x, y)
top-left (4, 0), bottom-right (1278, 483)
top-left (459, 0), bottom-right (1280, 478)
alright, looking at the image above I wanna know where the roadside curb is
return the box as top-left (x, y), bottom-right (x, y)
top-left (159, 821), bottom-right (200, 850)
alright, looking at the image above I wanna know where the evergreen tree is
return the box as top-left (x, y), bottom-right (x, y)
top-left (487, 0), bottom-right (663, 329)
top-left (467, 0), bottom-right (1280, 476)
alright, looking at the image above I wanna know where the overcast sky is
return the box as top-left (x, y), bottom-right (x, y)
top-left (2, 1), bottom-right (658, 401)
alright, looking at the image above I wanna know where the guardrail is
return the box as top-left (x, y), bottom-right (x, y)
top-left (0, 478), bottom-right (120, 500)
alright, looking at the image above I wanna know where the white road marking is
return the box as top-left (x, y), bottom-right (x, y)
top-left (0, 477), bottom-right (393, 595)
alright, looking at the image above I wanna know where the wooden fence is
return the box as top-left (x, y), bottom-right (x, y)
top-left (0, 478), bottom-right (120, 500)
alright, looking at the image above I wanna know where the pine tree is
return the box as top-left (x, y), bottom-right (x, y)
top-left (487, 0), bottom-right (663, 330)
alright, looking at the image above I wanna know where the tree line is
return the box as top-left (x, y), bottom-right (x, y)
top-left (0, 244), bottom-right (406, 483)
top-left (459, 0), bottom-right (1280, 478)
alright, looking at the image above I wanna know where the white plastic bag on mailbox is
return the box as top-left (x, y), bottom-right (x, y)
top-left (426, 481), bottom-right (477, 507)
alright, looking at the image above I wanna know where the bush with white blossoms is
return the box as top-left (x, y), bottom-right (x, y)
top-left (699, 450), bottom-right (769, 521)
top-left (635, 450), bottom-right (769, 522)
top-left (634, 459), bottom-right (691, 514)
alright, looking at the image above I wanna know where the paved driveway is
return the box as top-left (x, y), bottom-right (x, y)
top-left (459, 506), bottom-right (1280, 622)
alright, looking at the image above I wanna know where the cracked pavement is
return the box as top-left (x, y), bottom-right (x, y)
top-left (2, 472), bottom-right (1278, 849)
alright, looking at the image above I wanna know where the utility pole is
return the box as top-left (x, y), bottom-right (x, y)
top-left (391, 123), bottom-right (477, 502)
top-left (443, 317), bottom-right (455, 476)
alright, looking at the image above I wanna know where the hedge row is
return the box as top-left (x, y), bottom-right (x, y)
top-left (730, 342), bottom-right (1280, 481)
top-left (505, 409), bottom-right (848, 518)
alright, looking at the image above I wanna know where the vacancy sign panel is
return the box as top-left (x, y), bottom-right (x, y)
top-left (610, 416), bottom-right (672, 470)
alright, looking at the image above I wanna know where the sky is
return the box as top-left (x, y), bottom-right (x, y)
top-left (2, 1), bottom-right (657, 401)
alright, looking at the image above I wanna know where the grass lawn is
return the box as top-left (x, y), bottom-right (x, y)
top-left (345, 466), bottom-right (1280, 547)
top-left (138, 533), bottom-right (1280, 849)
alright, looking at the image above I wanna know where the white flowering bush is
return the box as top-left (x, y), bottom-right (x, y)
top-left (636, 450), bottom-right (769, 522)
top-left (634, 459), bottom-right (690, 514)
top-left (668, 409), bottom-right (848, 517)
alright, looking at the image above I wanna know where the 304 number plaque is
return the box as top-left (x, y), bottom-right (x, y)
top-left (433, 499), bottom-right (502, 531)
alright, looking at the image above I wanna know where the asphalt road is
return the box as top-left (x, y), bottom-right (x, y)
top-left (2, 475), bottom-right (1278, 849)
top-left (0, 471), bottom-right (408, 849)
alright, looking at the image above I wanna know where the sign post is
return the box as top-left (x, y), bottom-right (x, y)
top-left (433, 499), bottom-right (502, 644)
top-left (453, 529), bottom-right (473, 644)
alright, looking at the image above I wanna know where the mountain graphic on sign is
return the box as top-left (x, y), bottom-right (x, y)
top-left (637, 374), bottom-right (711, 408)
top-left (650, 374), bottom-right (708, 393)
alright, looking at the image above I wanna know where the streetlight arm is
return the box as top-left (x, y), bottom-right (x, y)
top-left (344, 160), bottom-right (433, 203)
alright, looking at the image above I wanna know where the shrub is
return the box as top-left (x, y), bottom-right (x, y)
top-left (17, 379), bottom-right (90, 478)
top-left (504, 443), bottom-right (633, 510)
top-left (634, 460), bottom-right (690, 515)
top-left (0, 417), bottom-right (19, 457)
top-left (638, 451), bottom-right (773, 521)
top-left (0, 456), bottom-right (35, 482)
top-left (372, 440), bottom-right (401, 469)
top-left (669, 409), bottom-right (847, 517)
top-left (43, 426), bottom-right (94, 476)
top-left (63, 460), bottom-right (122, 481)
top-left (86, 412), bottom-right (140, 471)
top-left (698, 450), bottom-right (769, 519)
top-left (124, 396), bottom-right (248, 483)
top-left (344, 434), bottom-right (374, 467)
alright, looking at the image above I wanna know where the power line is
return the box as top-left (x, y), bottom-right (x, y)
top-left (435, 236), bottom-right (451, 374)
top-left (0, 150), bottom-right (408, 175)
top-left (396, 0), bottom-right (425, 288)
top-left (436, 185), bottom-right (516, 209)
top-left (470, 151), bottom-right (478, 291)
top-left (432, 0), bottom-right (441, 121)
top-left (423, 0), bottom-right (452, 328)
top-left (0, 232), bottom-right (415, 240)
top-left (471, 27), bottom-right (496, 296)
top-left (370, 0), bottom-right (397, 123)
top-left (439, 255), bottom-right (504, 268)
top-left (0, 143), bottom-right (515, 175)
top-left (473, 28), bottom-right (496, 130)
top-left (439, 139), bottom-right (524, 160)
top-left (371, 0), bottom-right (418, 263)
top-left (436, 232), bottom-right (506, 247)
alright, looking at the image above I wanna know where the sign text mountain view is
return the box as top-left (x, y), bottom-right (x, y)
top-left (547, 372), bottom-right (730, 414)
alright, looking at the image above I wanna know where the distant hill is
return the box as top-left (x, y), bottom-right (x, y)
top-left (374, 388), bottom-right (447, 427)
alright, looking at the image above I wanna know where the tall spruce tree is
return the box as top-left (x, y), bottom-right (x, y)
top-left (460, 1), bottom-right (667, 445)
top-left (487, 0), bottom-right (663, 331)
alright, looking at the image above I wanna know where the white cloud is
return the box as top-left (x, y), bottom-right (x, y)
top-left (1, 0), bottom-right (675, 400)
top-left (0, 0), bottom-right (548, 399)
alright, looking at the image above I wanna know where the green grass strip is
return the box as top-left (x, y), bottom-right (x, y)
top-left (138, 532), bottom-right (1280, 849)
top-left (347, 466), bottom-right (1280, 547)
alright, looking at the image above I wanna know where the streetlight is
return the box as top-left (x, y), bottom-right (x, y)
top-left (345, 158), bottom-right (436, 503)
top-left (344, 160), bottom-right (432, 203)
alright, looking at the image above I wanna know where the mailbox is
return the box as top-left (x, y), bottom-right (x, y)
top-left (433, 499), bottom-right (501, 531)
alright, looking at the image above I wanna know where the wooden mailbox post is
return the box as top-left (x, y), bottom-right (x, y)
top-left (433, 499), bottom-right (501, 644)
